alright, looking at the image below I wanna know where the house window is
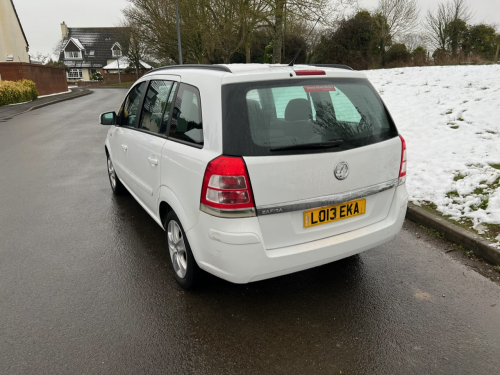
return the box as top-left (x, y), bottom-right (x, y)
top-left (67, 68), bottom-right (83, 79)
top-left (89, 50), bottom-right (95, 56)
top-left (112, 49), bottom-right (122, 57)
top-left (65, 51), bottom-right (82, 59)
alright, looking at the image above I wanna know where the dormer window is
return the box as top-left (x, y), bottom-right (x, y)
top-left (63, 38), bottom-right (83, 59)
top-left (111, 42), bottom-right (122, 57)
top-left (65, 51), bottom-right (82, 59)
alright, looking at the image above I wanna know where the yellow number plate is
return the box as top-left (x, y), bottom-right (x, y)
top-left (303, 199), bottom-right (366, 228)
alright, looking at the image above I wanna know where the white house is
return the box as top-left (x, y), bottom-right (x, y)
top-left (0, 0), bottom-right (30, 63)
top-left (58, 22), bottom-right (126, 82)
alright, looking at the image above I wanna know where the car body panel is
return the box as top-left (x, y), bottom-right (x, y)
top-left (244, 137), bottom-right (401, 249)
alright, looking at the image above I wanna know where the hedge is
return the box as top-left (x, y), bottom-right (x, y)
top-left (0, 79), bottom-right (38, 106)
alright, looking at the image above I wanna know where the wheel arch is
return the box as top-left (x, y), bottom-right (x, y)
top-left (158, 185), bottom-right (197, 232)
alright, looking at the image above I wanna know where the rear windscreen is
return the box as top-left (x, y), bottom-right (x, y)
top-left (221, 78), bottom-right (398, 156)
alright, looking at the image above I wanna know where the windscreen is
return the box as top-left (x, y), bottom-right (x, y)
top-left (222, 78), bottom-right (398, 156)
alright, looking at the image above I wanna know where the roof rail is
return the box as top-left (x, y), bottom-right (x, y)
top-left (146, 64), bottom-right (232, 75)
top-left (307, 64), bottom-right (354, 71)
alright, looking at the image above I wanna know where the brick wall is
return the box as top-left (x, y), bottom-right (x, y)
top-left (102, 72), bottom-right (146, 84)
top-left (0, 63), bottom-right (68, 96)
top-left (76, 81), bottom-right (104, 87)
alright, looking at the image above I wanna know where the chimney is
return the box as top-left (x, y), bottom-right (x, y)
top-left (61, 21), bottom-right (68, 38)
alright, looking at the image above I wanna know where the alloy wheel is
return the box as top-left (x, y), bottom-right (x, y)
top-left (107, 157), bottom-right (116, 189)
top-left (167, 220), bottom-right (188, 278)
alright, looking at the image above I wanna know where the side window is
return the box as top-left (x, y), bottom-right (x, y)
top-left (330, 89), bottom-right (361, 123)
top-left (168, 83), bottom-right (203, 146)
top-left (117, 82), bottom-right (145, 127)
top-left (271, 86), bottom-right (316, 121)
top-left (138, 80), bottom-right (173, 133)
top-left (159, 82), bottom-right (178, 135)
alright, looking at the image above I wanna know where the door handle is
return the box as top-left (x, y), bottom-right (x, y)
top-left (148, 156), bottom-right (158, 166)
top-left (121, 144), bottom-right (128, 151)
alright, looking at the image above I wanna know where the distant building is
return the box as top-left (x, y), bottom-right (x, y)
top-left (58, 22), bottom-right (126, 82)
top-left (102, 57), bottom-right (152, 74)
top-left (0, 0), bottom-right (30, 63)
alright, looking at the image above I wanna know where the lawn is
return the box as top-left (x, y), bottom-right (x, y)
top-left (364, 64), bottom-right (500, 243)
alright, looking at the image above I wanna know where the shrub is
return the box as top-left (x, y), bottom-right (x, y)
top-left (412, 46), bottom-right (427, 65)
top-left (386, 43), bottom-right (410, 64)
top-left (0, 79), bottom-right (38, 106)
top-left (90, 72), bottom-right (103, 81)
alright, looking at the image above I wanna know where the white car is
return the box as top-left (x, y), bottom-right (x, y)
top-left (100, 64), bottom-right (408, 289)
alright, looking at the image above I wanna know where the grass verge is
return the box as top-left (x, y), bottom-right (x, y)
top-left (419, 202), bottom-right (500, 243)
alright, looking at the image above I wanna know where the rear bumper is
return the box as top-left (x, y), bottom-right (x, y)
top-left (186, 185), bottom-right (408, 284)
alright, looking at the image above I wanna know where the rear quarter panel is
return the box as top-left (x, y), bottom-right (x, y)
top-left (159, 71), bottom-right (224, 231)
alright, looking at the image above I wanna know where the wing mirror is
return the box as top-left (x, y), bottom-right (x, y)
top-left (100, 111), bottom-right (116, 125)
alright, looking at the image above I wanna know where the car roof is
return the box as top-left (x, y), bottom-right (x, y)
top-left (218, 63), bottom-right (354, 74)
top-left (144, 64), bottom-right (366, 84)
top-left (221, 64), bottom-right (366, 84)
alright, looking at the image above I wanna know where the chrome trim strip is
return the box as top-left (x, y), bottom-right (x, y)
top-left (256, 179), bottom-right (398, 216)
top-left (200, 204), bottom-right (256, 218)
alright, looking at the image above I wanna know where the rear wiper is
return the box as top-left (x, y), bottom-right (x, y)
top-left (270, 139), bottom-right (344, 152)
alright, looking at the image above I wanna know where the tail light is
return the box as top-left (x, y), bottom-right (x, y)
top-left (399, 135), bottom-right (407, 186)
top-left (200, 156), bottom-right (256, 218)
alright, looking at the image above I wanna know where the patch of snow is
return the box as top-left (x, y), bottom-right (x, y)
top-left (364, 65), bottom-right (500, 225)
top-left (7, 101), bottom-right (30, 106)
top-left (38, 90), bottom-right (72, 98)
top-left (474, 223), bottom-right (487, 234)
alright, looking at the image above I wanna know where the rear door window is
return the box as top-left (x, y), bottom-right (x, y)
top-left (138, 80), bottom-right (173, 133)
top-left (168, 83), bottom-right (203, 146)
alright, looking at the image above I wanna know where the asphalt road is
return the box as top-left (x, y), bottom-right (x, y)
top-left (1, 89), bottom-right (499, 375)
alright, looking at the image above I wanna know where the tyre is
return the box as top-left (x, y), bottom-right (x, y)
top-left (107, 154), bottom-right (126, 195)
top-left (165, 211), bottom-right (200, 289)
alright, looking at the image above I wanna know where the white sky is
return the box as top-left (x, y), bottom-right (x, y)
top-left (359, 0), bottom-right (500, 26)
top-left (13, 0), bottom-right (128, 57)
top-left (12, 0), bottom-right (500, 57)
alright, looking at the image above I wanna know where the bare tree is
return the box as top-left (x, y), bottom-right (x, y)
top-left (52, 40), bottom-right (65, 61)
top-left (123, 0), bottom-right (357, 64)
top-left (425, 0), bottom-right (473, 52)
top-left (269, 0), bottom-right (358, 64)
top-left (117, 19), bottom-right (149, 79)
top-left (375, 0), bottom-right (420, 66)
top-left (124, 1), bottom-right (180, 63)
top-left (31, 52), bottom-right (51, 64)
top-left (124, 0), bottom-right (271, 64)
top-left (400, 32), bottom-right (428, 52)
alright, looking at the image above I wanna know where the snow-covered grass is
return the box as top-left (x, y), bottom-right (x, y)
top-left (364, 65), bottom-right (500, 234)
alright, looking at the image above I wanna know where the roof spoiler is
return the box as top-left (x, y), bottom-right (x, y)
top-left (146, 64), bottom-right (232, 75)
top-left (306, 64), bottom-right (354, 71)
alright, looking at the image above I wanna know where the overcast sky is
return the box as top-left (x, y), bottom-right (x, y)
top-left (12, 0), bottom-right (500, 58)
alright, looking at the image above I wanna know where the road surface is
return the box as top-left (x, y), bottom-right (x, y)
top-left (0, 89), bottom-right (499, 374)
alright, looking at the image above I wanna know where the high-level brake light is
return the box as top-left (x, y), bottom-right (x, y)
top-left (294, 70), bottom-right (326, 76)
